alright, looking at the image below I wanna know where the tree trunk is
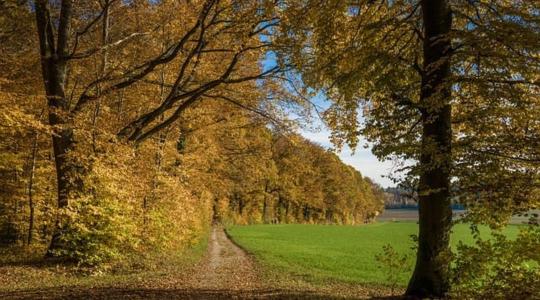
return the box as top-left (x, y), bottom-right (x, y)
top-left (406, 0), bottom-right (453, 298)
top-left (26, 124), bottom-right (40, 245)
top-left (325, 209), bottom-right (333, 224)
top-left (239, 198), bottom-right (245, 215)
top-left (284, 200), bottom-right (289, 222)
top-left (91, 0), bottom-right (110, 153)
top-left (34, 0), bottom-right (81, 257)
top-left (262, 198), bottom-right (267, 223)
top-left (303, 205), bottom-right (310, 221)
top-left (47, 115), bottom-right (82, 256)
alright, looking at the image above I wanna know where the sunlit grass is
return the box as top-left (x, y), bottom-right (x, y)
top-left (227, 222), bottom-right (520, 286)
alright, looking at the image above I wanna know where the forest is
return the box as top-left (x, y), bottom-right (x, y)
top-left (1, 0), bottom-right (384, 268)
top-left (0, 0), bottom-right (538, 299)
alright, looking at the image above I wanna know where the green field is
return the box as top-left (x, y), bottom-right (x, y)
top-left (227, 222), bottom-right (520, 286)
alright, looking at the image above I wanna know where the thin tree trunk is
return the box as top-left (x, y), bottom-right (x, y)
top-left (26, 110), bottom-right (43, 245)
top-left (406, 0), bottom-right (453, 297)
top-left (263, 181), bottom-right (270, 223)
top-left (12, 162), bottom-right (20, 243)
top-left (284, 199), bottom-right (289, 222)
top-left (239, 198), bottom-right (245, 215)
top-left (212, 199), bottom-right (219, 224)
top-left (262, 198), bottom-right (267, 223)
top-left (91, 0), bottom-right (110, 153)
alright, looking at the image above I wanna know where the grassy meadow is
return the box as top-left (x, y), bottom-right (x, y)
top-left (227, 222), bottom-right (521, 286)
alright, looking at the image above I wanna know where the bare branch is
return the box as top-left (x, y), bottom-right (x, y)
top-left (69, 0), bottom-right (120, 56)
top-left (68, 31), bottom-right (151, 60)
top-left (204, 93), bottom-right (283, 126)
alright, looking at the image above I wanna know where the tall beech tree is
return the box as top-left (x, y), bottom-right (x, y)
top-left (276, 0), bottom-right (539, 297)
top-left (410, 1), bottom-right (453, 295)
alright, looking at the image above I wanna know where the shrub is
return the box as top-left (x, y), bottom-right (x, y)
top-left (449, 224), bottom-right (540, 300)
top-left (375, 243), bottom-right (413, 293)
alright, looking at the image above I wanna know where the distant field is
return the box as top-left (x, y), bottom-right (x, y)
top-left (227, 223), bottom-right (520, 286)
top-left (378, 208), bottom-right (537, 224)
top-left (377, 209), bottom-right (465, 222)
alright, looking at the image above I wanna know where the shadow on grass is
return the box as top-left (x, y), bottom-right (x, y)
top-left (1, 288), bottom-right (407, 299)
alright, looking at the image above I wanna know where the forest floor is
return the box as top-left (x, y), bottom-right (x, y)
top-left (0, 226), bottom-right (397, 299)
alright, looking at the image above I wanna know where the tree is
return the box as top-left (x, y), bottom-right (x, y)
top-left (175, 97), bottom-right (385, 226)
top-left (276, 0), bottom-right (539, 297)
top-left (407, 1), bottom-right (453, 295)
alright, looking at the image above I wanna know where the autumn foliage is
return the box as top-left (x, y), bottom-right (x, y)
top-left (0, 0), bottom-right (383, 268)
top-left (1, 1), bottom-right (538, 298)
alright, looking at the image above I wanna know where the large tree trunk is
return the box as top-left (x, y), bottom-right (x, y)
top-left (406, 0), bottom-right (453, 298)
top-left (34, 0), bottom-right (80, 256)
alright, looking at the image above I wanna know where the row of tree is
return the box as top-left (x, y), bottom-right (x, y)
top-left (186, 120), bottom-right (386, 225)
top-left (0, 0), bottom-right (383, 268)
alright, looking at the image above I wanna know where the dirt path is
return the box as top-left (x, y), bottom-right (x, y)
top-left (187, 226), bottom-right (262, 292)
